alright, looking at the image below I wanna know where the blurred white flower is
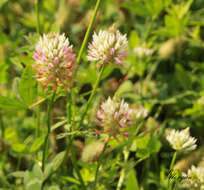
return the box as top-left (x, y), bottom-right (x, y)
top-left (133, 46), bottom-right (153, 58)
top-left (97, 97), bottom-right (132, 140)
top-left (87, 25), bottom-right (128, 66)
top-left (33, 33), bottom-right (76, 90)
top-left (182, 165), bottom-right (204, 190)
top-left (134, 105), bottom-right (148, 119)
top-left (166, 127), bottom-right (197, 152)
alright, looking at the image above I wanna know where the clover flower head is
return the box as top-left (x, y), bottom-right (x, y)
top-left (133, 105), bottom-right (148, 119)
top-left (182, 165), bottom-right (204, 190)
top-left (166, 127), bottom-right (197, 152)
top-left (96, 97), bottom-right (132, 142)
top-left (87, 25), bottom-right (128, 66)
top-left (133, 45), bottom-right (153, 58)
top-left (33, 33), bottom-right (76, 90)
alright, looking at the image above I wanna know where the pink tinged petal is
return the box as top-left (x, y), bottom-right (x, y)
top-left (103, 55), bottom-right (108, 61)
top-left (110, 48), bottom-right (115, 55)
top-left (120, 131), bottom-right (130, 137)
top-left (88, 44), bottom-right (94, 50)
top-left (65, 54), bottom-right (75, 63)
top-left (115, 57), bottom-right (123, 66)
top-left (41, 56), bottom-right (48, 62)
top-left (63, 46), bottom-right (68, 52)
top-left (89, 52), bottom-right (97, 58)
top-left (119, 119), bottom-right (127, 127)
top-left (101, 102), bottom-right (105, 110)
top-left (126, 121), bottom-right (132, 126)
top-left (33, 53), bottom-right (40, 60)
top-left (41, 68), bottom-right (48, 72)
top-left (52, 84), bottom-right (57, 91)
top-left (119, 52), bottom-right (128, 59)
top-left (113, 136), bottom-right (122, 144)
top-left (48, 63), bottom-right (54, 68)
top-left (123, 111), bottom-right (128, 117)
top-left (37, 50), bottom-right (44, 56)
top-left (48, 75), bottom-right (55, 80)
top-left (97, 110), bottom-right (104, 120)
top-left (114, 112), bottom-right (119, 119)
top-left (54, 57), bottom-right (59, 64)
top-left (63, 45), bottom-right (73, 54)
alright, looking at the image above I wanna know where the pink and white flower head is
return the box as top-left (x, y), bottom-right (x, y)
top-left (87, 25), bottom-right (128, 67)
top-left (96, 97), bottom-right (133, 142)
top-left (33, 33), bottom-right (76, 90)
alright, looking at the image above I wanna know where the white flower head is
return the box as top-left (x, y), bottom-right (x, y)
top-left (133, 105), bottom-right (148, 119)
top-left (166, 127), bottom-right (197, 152)
top-left (87, 25), bottom-right (128, 66)
top-left (97, 97), bottom-right (132, 140)
top-left (182, 165), bottom-right (204, 190)
top-left (33, 32), bottom-right (76, 90)
top-left (133, 45), bottom-right (153, 58)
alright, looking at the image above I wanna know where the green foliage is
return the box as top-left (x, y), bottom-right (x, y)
top-left (0, 0), bottom-right (204, 189)
top-left (30, 136), bottom-right (45, 153)
top-left (175, 64), bottom-right (192, 90)
top-left (19, 65), bottom-right (37, 106)
top-left (125, 170), bottom-right (139, 190)
top-left (0, 96), bottom-right (27, 110)
top-left (135, 135), bottom-right (161, 158)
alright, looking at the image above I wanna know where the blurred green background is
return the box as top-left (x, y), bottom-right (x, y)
top-left (0, 0), bottom-right (204, 189)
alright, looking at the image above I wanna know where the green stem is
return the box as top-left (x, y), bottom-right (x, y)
top-left (75, 0), bottom-right (102, 67)
top-left (17, 156), bottom-right (21, 171)
top-left (93, 142), bottom-right (107, 190)
top-left (42, 92), bottom-right (55, 172)
top-left (170, 151), bottom-right (177, 171)
top-left (144, 17), bottom-right (155, 41)
top-left (168, 151), bottom-right (177, 190)
top-left (55, 91), bottom-right (73, 170)
top-left (116, 148), bottom-right (129, 190)
top-left (29, 97), bottom-right (47, 109)
top-left (54, 91), bottom-right (86, 190)
top-left (35, 0), bottom-right (40, 34)
top-left (35, 105), bottom-right (41, 138)
top-left (70, 0), bottom-right (102, 123)
top-left (78, 63), bottom-right (106, 128)
top-left (0, 113), bottom-right (4, 139)
top-left (66, 91), bottom-right (72, 124)
top-left (70, 144), bottom-right (87, 190)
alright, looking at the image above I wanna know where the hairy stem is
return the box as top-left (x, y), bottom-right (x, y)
top-left (71, 0), bottom-right (102, 125)
top-left (70, 143), bottom-right (87, 190)
top-left (0, 113), bottom-right (4, 138)
top-left (55, 91), bottom-right (73, 171)
top-left (93, 142), bottom-right (108, 190)
top-left (42, 91), bottom-right (55, 172)
top-left (116, 148), bottom-right (129, 190)
top-left (168, 151), bottom-right (177, 190)
top-left (35, 105), bottom-right (41, 138)
top-left (78, 63), bottom-right (106, 128)
top-left (75, 0), bottom-right (102, 67)
top-left (170, 151), bottom-right (177, 171)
